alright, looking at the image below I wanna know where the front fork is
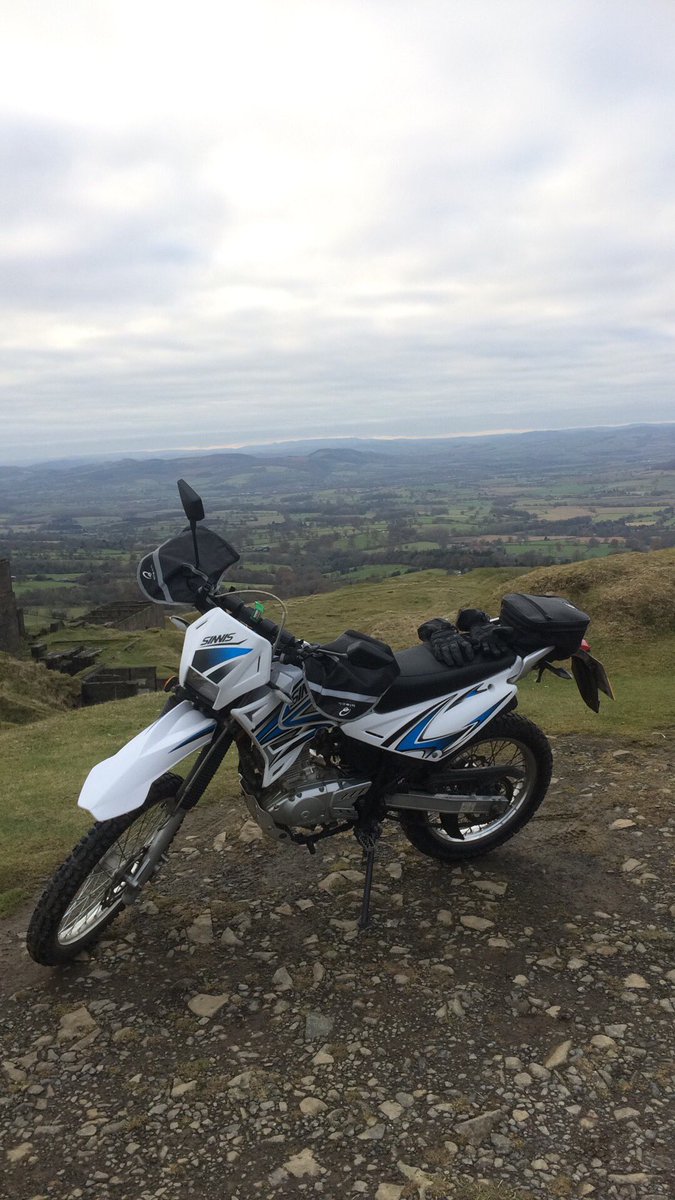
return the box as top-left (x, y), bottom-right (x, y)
top-left (120, 723), bottom-right (234, 903)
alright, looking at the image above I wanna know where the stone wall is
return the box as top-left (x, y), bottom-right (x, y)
top-left (81, 665), bottom-right (159, 706)
top-left (0, 558), bottom-right (23, 654)
top-left (80, 601), bottom-right (165, 631)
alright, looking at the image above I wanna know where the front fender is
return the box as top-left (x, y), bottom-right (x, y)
top-left (78, 701), bottom-right (217, 821)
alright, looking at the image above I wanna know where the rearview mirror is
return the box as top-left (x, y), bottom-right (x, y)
top-left (177, 479), bottom-right (205, 524)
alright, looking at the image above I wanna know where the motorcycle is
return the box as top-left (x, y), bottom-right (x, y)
top-left (26, 480), bottom-right (613, 966)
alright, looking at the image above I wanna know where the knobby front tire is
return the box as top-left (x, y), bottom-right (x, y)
top-left (26, 773), bottom-right (183, 966)
top-left (398, 714), bottom-right (552, 863)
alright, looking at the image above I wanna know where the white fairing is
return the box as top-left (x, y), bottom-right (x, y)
top-left (341, 666), bottom-right (519, 759)
top-left (180, 608), bottom-right (273, 708)
top-left (77, 701), bottom-right (217, 820)
top-left (232, 666), bottom-right (334, 787)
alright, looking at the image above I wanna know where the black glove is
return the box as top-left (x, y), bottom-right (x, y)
top-left (456, 607), bottom-right (490, 632)
top-left (417, 617), bottom-right (457, 642)
top-left (468, 623), bottom-right (513, 658)
top-left (428, 628), bottom-right (475, 668)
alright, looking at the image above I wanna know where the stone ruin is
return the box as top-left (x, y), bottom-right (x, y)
top-left (0, 558), bottom-right (24, 655)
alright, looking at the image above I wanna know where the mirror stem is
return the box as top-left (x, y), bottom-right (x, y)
top-left (190, 522), bottom-right (201, 569)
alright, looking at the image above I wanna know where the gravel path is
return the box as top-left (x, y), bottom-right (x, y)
top-left (1, 733), bottom-right (673, 1200)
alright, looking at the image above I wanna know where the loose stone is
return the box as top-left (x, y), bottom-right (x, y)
top-left (58, 1007), bottom-right (98, 1042)
top-left (187, 994), bottom-right (227, 1018)
top-left (6, 1143), bottom-right (33, 1163)
top-left (318, 872), bottom-right (347, 894)
top-left (375, 1185), bottom-right (403, 1200)
top-left (187, 911), bottom-right (213, 945)
top-left (455, 1108), bottom-right (502, 1146)
top-left (590, 1034), bottom-right (616, 1050)
top-left (299, 1097), bottom-right (327, 1116)
top-left (283, 1148), bottom-right (322, 1177)
top-left (272, 966), bottom-right (293, 991)
top-left (460, 915), bottom-right (494, 931)
top-left (238, 820), bottom-right (263, 843)
top-left (358, 1122), bottom-right (386, 1140)
top-left (304, 1012), bottom-right (334, 1041)
top-left (545, 1039), bottom-right (572, 1069)
top-left (624, 973), bottom-right (650, 989)
top-left (379, 1101), bottom-right (403, 1120)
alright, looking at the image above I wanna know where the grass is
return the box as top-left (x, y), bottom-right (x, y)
top-left (513, 633), bottom-right (675, 735)
top-left (451, 1186), bottom-right (536, 1200)
top-left (334, 563), bottom-right (409, 582)
top-left (284, 567), bottom-right (523, 647)
top-left (495, 540), bottom-right (615, 560)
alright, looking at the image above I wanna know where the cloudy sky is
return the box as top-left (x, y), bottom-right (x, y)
top-left (1, 1), bottom-right (674, 462)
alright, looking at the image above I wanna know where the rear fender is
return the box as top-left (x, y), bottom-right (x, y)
top-left (77, 701), bottom-right (217, 821)
top-left (571, 650), bottom-right (614, 713)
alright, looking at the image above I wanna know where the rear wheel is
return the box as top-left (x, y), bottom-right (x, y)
top-left (398, 714), bottom-right (552, 862)
top-left (26, 773), bottom-right (183, 966)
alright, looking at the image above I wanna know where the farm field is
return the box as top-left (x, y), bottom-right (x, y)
top-left (1, 424), bottom-right (673, 633)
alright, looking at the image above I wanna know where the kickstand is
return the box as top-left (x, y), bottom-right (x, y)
top-left (356, 824), bottom-right (381, 931)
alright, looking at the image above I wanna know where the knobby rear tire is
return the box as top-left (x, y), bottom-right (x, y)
top-left (398, 713), bottom-right (552, 863)
top-left (26, 773), bottom-right (183, 967)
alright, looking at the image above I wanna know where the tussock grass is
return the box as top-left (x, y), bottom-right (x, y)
top-left (0, 651), bottom-right (79, 729)
top-left (489, 547), bottom-right (675, 640)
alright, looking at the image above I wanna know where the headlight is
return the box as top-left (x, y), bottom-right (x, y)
top-left (185, 666), bottom-right (219, 706)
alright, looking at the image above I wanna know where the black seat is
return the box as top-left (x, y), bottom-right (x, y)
top-left (373, 643), bottom-right (517, 713)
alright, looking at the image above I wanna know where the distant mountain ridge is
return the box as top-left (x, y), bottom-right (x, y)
top-left (0, 423), bottom-right (673, 512)
top-left (3, 422), bottom-right (675, 470)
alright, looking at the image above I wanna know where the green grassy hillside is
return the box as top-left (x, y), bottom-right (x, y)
top-left (284, 566), bottom-right (523, 647)
top-left (1, 551), bottom-right (673, 916)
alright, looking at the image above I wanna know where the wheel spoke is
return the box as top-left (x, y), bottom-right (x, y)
top-left (420, 735), bottom-right (535, 846)
top-left (56, 802), bottom-right (171, 947)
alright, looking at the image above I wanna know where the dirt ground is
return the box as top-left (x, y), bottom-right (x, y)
top-left (1, 732), bottom-right (674, 1200)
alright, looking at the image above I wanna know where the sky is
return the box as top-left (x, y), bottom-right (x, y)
top-left (1, 0), bottom-right (674, 463)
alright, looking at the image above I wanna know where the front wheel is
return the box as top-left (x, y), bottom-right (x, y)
top-left (398, 714), bottom-right (552, 863)
top-left (26, 773), bottom-right (183, 966)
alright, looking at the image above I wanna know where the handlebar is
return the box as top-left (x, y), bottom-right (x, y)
top-left (211, 589), bottom-right (300, 654)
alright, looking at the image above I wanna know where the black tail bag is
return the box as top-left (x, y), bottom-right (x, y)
top-left (500, 593), bottom-right (590, 660)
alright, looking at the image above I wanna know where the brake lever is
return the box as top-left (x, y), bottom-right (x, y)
top-left (304, 646), bottom-right (348, 662)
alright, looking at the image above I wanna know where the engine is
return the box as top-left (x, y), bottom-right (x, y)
top-left (240, 744), bottom-right (372, 830)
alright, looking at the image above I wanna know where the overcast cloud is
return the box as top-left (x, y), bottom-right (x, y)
top-left (0, 0), bottom-right (674, 462)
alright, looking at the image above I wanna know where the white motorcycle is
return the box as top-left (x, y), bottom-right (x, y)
top-left (27, 480), bottom-right (613, 966)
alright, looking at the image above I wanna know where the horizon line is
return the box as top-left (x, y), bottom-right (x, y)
top-left (2, 418), bottom-right (674, 468)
